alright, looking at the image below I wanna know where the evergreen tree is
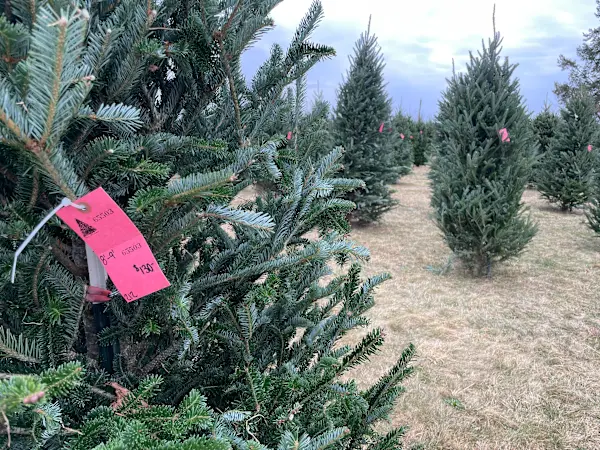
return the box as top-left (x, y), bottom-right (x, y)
top-left (536, 90), bottom-right (599, 211)
top-left (390, 111), bottom-right (413, 176)
top-left (392, 110), bottom-right (414, 137)
top-left (430, 29), bottom-right (537, 276)
top-left (389, 131), bottom-right (413, 179)
top-left (409, 101), bottom-right (430, 166)
top-left (554, 0), bottom-right (600, 112)
top-left (295, 91), bottom-right (334, 163)
top-left (0, 0), bottom-right (415, 448)
top-left (532, 102), bottom-right (560, 154)
top-left (411, 119), bottom-right (429, 166)
top-left (333, 20), bottom-right (399, 223)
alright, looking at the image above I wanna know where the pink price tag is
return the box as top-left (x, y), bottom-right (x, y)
top-left (56, 187), bottom-right (170, 302)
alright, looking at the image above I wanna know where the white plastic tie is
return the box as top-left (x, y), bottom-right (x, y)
top-left (11, 198), bottom-right (86, 283)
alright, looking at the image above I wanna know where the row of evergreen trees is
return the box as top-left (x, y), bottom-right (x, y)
top-left (268, 18), bottom-right (440, 224)
top-left (0, 0), bottom-right (417, 448)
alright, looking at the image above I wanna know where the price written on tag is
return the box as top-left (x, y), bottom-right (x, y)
top-left (56, 187), bottom-right (170, 302)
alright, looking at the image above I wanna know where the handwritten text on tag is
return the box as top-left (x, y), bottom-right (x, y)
top-left (57, 187), bottom-right (170, 302)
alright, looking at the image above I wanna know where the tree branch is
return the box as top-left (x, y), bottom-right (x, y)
top-left (140, 341), bottom-right (180, 375)
top-left (0, 162), bottom-right (17, 183)
top-left (40, 18), bottom-right (68, 148)
top-left (50, 242), bottom-right (87, 278)
top-left (218, 39), bottom-right (243, 147)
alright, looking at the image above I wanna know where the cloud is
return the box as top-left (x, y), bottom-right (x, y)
top-left (241, 0), bottom-right (598, 117)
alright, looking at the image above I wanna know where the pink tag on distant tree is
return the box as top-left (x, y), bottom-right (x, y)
top-left (420, 130), bottom-right (423, 134)
top-left (400, 133), bottom-right (405, 140)
top-left (588, 144), bottom-right (593, 152)
top-left (379, 122), bottom-right (384, 133)
top-left (498, 128), bottom-right (510, 143)
top-left (410, 135), bottom-right (413, 139)
top-left (56, 187), bottom-right (170, 302)
top-left (287, 131), bottom-right (292, 140)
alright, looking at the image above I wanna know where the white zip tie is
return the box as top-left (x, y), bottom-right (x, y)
top-left (11, 198), bottom-right (86, 283)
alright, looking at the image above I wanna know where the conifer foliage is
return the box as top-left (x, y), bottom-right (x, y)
top-left (430, 29), bottom-right (537, 276)
top-left (411, 120), bottom-right (430, 166)
top-left (532, 103), bottom-right (560, 155)
top-left (389, 111), bottom-right (413, 177)
top-left (0, 0), bottom-right (415, 448)
top-left (333, 20), bottom-right (399, 223)
top-left (536, 90), bottom-right (599, 211)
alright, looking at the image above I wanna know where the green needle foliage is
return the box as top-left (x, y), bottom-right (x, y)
top-left (410, 120), bottom-right (430, 166)
top-left (0, 0), bottom-right (414, 448)
top-left (532, 102), bottom-right (560, 155)
top-left (536, 90), bottom-right (599, 211)
top-left (333, 20), bottom-right (399, 223)
top-left (430, 29), bottom-right (537, 276)
top-left (0, 362), bottom-right (84, 448)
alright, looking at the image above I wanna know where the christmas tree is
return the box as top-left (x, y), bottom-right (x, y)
top-left (0, 0), bottom-right (415, 448)
top-left (532, 101), bottom-right (560, 154)
top-left (536, 90), bottom-right (599, 211)
top-left (391, 110), bottom-right (414, 176)
top-left (430, 25), bottom-right (537, 276)
top-left (333, 18), bottom-right (399, 223)
top-left (410, 121), bottom-right (430, 166)
top-left (410, 101), bottom-right (429, 166)
top-left (295, 90), bottom-right (335, 163)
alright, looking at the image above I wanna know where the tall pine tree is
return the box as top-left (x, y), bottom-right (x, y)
top-left (333, 18), bottom-right (398, 223)
top-left (536, 90), bottom-right (599, 211)
top-left (430, 25), bottom-right (537, 276)
top-left (0, 0), bottom-right (416, 448)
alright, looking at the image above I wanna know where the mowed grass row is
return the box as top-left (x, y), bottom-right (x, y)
top-left (342, 166), bottom-right (600, 449)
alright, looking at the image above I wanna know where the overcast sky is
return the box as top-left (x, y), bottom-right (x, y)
top-left (241, 0), bottom-right (598, 119)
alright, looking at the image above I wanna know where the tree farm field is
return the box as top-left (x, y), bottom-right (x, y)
top-left (342, 166), bottom-right (600, 449)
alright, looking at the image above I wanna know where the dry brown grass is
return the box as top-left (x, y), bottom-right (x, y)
top-left (342, 166), bottom-right (600, 449)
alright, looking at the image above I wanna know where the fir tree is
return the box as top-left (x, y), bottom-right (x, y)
top-left (333, 19), bottom-right (399, 223)
top-left (411, 120), bottom-right (429, 166)
top-left (390, 111), bottom-right (413, 177)
top-left (410, 101), bottom-right (429, 166)
top-left (295, 91), bottom-right (334, 163)
top-left (430, 28), bottom-right (537, 276)
top-left (536, 90), bottom-right (599, 211)
top-left (532, 102), bottom-right (560, 154)
top-left (0, 0), bottom-right (415, 448)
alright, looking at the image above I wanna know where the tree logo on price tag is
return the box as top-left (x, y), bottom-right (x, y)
top-left (75, 218), bottom-right (98, 237)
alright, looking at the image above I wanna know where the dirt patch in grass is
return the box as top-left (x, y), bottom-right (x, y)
top-left (343, 166), bottom-right (600, 449)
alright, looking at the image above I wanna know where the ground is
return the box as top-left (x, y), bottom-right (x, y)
top-left (343, 166), bottom-right (600, 449)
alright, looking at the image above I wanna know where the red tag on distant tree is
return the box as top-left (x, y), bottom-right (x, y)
top-left (57, 187), bottom-right (170, 302)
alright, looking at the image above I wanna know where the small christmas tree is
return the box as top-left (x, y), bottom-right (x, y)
top-left (430, 24), bottom-right (537, 276)
top-left (333, 18), bottom-right (399, 223)
top-left (411, 121), bottom-right (430, 166)
top-left (391, 110), bottom-right (414, 176)
top-left (389, 130), bottom-right (413, 178)
top-left (536, 90), bottom-right (599, 211)
top-left (411, 101), bottom-right (430, 166)
top-left (532, 101), bottom-right (560, 154)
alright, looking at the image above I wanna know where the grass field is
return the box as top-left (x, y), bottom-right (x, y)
top-left (342, 166), bottom-right (600, 449)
